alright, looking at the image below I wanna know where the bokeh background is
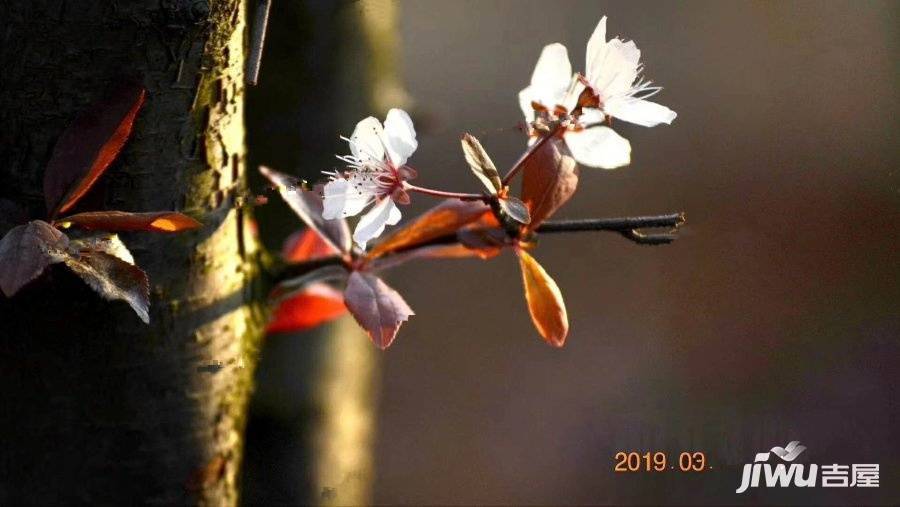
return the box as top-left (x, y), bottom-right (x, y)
top-left (243, 1), bottom-right (899, 505)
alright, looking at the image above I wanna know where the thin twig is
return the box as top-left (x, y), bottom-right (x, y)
top-left (536, 214), bottom-right (685, 245)
top-left (617, 229), bottom-right (679, 245)
top-left (247, 0), bottom-right (272, 85)
top-left (404, 183), bottom-right (489, 202)
top-left (268, 255), bottom-right (347, 285)
top-left (535, 213), bottom-right (685, 233)
top-left (269, 212), bottom-right (685, 285)
top-left (501, 124), bottom-right (562, 185)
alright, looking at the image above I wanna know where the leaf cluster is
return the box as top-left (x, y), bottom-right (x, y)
top-left (0, 84), bottom-right (200, 322)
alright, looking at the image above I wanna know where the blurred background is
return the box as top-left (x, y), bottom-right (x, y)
top-left (243, 1), bottom-right (898, 505)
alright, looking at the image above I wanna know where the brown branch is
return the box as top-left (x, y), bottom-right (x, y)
top-left (501, 125), bottom-right (562, 185)
top-left (535, 213), bottom-right (685, 232)
top-left (265, 254), bottom-right (348, 286)
top-left (268, 212), bottom-right (685, 285)
top-left (535, 213), bottom-right (685, 244)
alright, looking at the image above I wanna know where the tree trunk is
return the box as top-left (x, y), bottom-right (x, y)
top-left (0, 1), bottom-right (261, 505)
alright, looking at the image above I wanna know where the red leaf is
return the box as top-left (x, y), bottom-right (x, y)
top-left (407, 243), bottom-right (497, 260)
top-left (58, 211), bottom-right (200, 233)
top-left (259, 165), bottom-right (351, 254)
top-left (456, 227), bottom-right (507, 258)
top-left (518, 249), bottom-right (569, 347)
top-left (343, 272), bottom-right (414, 349)
top-left (267, 283), bottom-right (348, 334)
top-left (63, 250), bottom-right (151, 324)
top-left (368, 243), bottom-right (500, 272)
top-left (282, 228), bottom-right (340, 263)
top-left (498, 196), bottom-right (531, 225)
top-left (520, 137), bottom-right (579, 228)
top-left (367, 199), bottom-right (492, 259)
top-left (461, 132), bottom-right (502, 193)
top-left (69, 233), bottom-right (135, 264)
top-left (44, 83), bottom-right (147, 217)
top-left (0, 220), bottom-right (70, 297)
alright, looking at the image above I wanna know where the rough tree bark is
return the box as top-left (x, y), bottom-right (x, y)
top-left (0, 1), bottom-right (262, 504)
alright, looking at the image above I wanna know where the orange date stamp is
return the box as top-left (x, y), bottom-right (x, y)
top-left (613, 451), bottom-right (710, 473)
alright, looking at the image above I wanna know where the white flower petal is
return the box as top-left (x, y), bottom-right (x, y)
top-left (584, 17), bottom-right (641, 99)
top-left (604, 97), bottom-right (677, 127)
top-left (601, 39), bottom-right (641, 98)
top-left (349, 116), bottom-right (386, 163)
top-left (353, 198), bottom-right (401, 249)
top-left (322, 178), bottom-right (371, 219)
top-left (383, 108), bottom-right (418, 166)
top-left (561, 74), bottom-right (586, 112)
top-left (585, 16), bottom-right (608, 79)
top-left (578, 107), bottom-right (605, 126)
top-left (564, 125), bottom-right (631, 169)
top-left (386, 200), bottom-right (402, 225)
top-left (524, 43), bottom-right (572, 111)
top-left (530, 43), bottom-right (572, 91)
top-left (518, 85), bottom-right (537, 123)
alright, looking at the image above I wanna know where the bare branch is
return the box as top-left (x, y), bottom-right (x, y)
top-left (501, 125), bottom-right (562, 185)
top-left (267, 212), bottom-right (686, 285)
top-left (266, 254), bottom-right (348, 286)
top-left (617, 229), bottom-right (679, 245)
top-left (535, 213), bottom-right (684, 232)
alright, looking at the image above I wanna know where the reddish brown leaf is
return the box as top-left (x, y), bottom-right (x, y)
top-left (259, 165), bottom-right (351, 254)
top-left (402, 243), bottom-right (498, 260)
top-left (517, 250), bottom-right (569, 347)
top-left (267, 283), bottom-right (348, 334)
top-left (69, 233), bottom-right (135, 264)
top-left (63, 250), bottom-right (150, 323)
top-left (367, 199), bottom-right (492, 259)
top-left (369, 243), bottom-right (500, 272)
top-left (58, 211), bottom-right (201, 233)
top-left (44, 83), bottom-right (147, 217)
top-left (343, 271), bottom-right (414, 349)
top-left (464, 207), bottom-right (503, 229)
top-left (282, 228), bottom-right (340, 263)
top-left (498, 196), bottom-right (531, 225)
top-left (520, 137), bottom-right (579, 228)
top-left (457, 227), bottom-right (508, 258)
top-left (461, 132), bottom-right (502, 193)
top-left (0, 220), bottom-right (69, 297)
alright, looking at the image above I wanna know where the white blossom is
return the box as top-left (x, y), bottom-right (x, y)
top-left (322, 109), bottom-right (418, 249)
top-left (518, 16), bottom-right (676, 169)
